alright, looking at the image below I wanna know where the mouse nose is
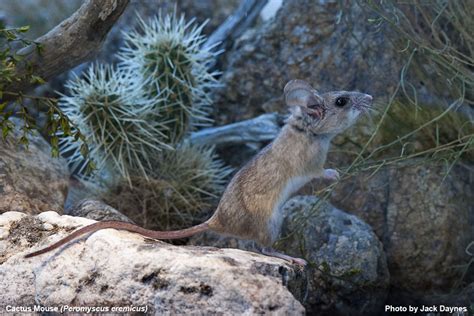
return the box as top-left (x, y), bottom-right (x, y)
top-left (363, 94), bottom-right (373, 104)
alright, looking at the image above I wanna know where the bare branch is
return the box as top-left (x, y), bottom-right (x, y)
top-left (204, 0), bottom-right (268, 67)
top-left (188, 113), bottom-right (284, 147)
top-left (1, 0), bottom-right (129, 103)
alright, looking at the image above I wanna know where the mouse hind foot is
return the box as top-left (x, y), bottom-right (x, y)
top-left (261, 247), bottom-right (307, 266)
top-left (322, 168), bottom-right (340, 181)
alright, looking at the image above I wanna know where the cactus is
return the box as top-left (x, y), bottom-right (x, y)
top-left (103, 143), bottom-right (233, 230)
top-left (58, 64), bottom-right (170, 181)
top-left (118, 12), bottom-right (219, 142)
top-left (59, 13), bottom-right (231, 230)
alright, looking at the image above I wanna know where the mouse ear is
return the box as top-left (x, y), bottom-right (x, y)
top-left (284, 80), bottom-right (321, 107)
top-left (284, 79), bottom-right (314, 95)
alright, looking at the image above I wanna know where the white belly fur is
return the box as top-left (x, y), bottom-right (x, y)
top-left (267, 175), bottom-right (313, 242)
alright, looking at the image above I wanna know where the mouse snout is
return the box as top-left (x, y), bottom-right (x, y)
top-left (363, 94), bottom-right (373, 104)
top-left (352, 93), bottom-right (373, 112)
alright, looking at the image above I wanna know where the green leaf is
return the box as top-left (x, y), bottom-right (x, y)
top-left (59, 117), bottom-right (71, 135)
top-left (50, 136), bottom-right (59, 150)
top-left (51, 146), bottom-right (59, 158)
top-left (49, 120), bottom-right (58, 134)
top-left (3, 110), bottom-right (12, 120)
top-left (80, 143), bottom-right (89, 157)
top-left (18, 25), bottom-right (30, 33)
top-left (19, 135), bottom-right (29, 148)
top-left (2, 124), bottom-right (11, 139)
top-left (5, 31), bottom-right (16, 41)
top-left (73, 131), bottom-right (80, 141)
top-left (30, 75), bottom-right (45, 84)
top-left (85, 160), bottom-right (97, 174)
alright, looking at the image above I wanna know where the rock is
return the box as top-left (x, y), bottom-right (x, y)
top-left (0, 211), bottom-right (305, 314)
top-left (280, 196), bottom-right (390, 315)
top-left (177, 0), bottom-right (241, 35)
top-left (330, 162), bottom-right (474, 297)
top-left (190, 195), bottom-right (390, 315)
top-left (388, 283), bottom-right (474, 311)
top-left (424, 282), bottom-right (474, 308)
top-left (67, 199), bottom-right (134, 223)
top-left (213, 0), bottom-right (401, 124)
top-left (64, 178), bottom-right (102, 212)
top-left (0, 119), bottom-right (69, 215)
top-left (189, 230), bottom-right (259, 254)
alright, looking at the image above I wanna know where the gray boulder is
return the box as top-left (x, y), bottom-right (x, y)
top-left (0, 119), bottom-right (69, 215)
top-left (0, 211), bottom-right (305, 314)
top-left (67, 199), bottom-right (134, 223)
top-left (330, 163), bottom-right (474, 296)
top-left (279, 196), bottom-right (390, 315)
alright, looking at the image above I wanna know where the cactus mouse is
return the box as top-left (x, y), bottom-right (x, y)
top-left (25, 79), bottom-right (373, 266)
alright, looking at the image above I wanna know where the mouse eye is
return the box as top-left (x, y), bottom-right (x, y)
top-left (335, 97), bottom-right (349, 107)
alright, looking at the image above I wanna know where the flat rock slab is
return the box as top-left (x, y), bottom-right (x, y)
top-left (0, 211), bottom-right (305, 314)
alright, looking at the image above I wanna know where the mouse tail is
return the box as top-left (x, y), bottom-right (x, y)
top-left (24, 220), bottom-right (210, 258)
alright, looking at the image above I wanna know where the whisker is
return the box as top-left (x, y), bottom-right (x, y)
top-left (358, 104), bottom-right (380, 114)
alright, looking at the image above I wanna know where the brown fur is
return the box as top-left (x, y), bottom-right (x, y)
top-left (208, 125), bottom-right (330, 246)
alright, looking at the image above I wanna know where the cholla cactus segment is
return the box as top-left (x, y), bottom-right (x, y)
top-left (118, 12), bottom-right (220, 142)
top-left (103, 143), bottom-right (233, 231)
top-left (58, 64), bottom-right (171, 181)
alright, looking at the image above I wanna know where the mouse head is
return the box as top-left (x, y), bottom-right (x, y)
top-left (284, 79), bottom-right (373, 135)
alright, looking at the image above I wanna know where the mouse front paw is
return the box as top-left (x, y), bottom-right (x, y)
top-left (323, 168), bottom-right (340, 181)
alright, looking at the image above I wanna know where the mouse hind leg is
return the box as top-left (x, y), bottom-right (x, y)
top-left (261, 247), bottom-right (307, 266)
